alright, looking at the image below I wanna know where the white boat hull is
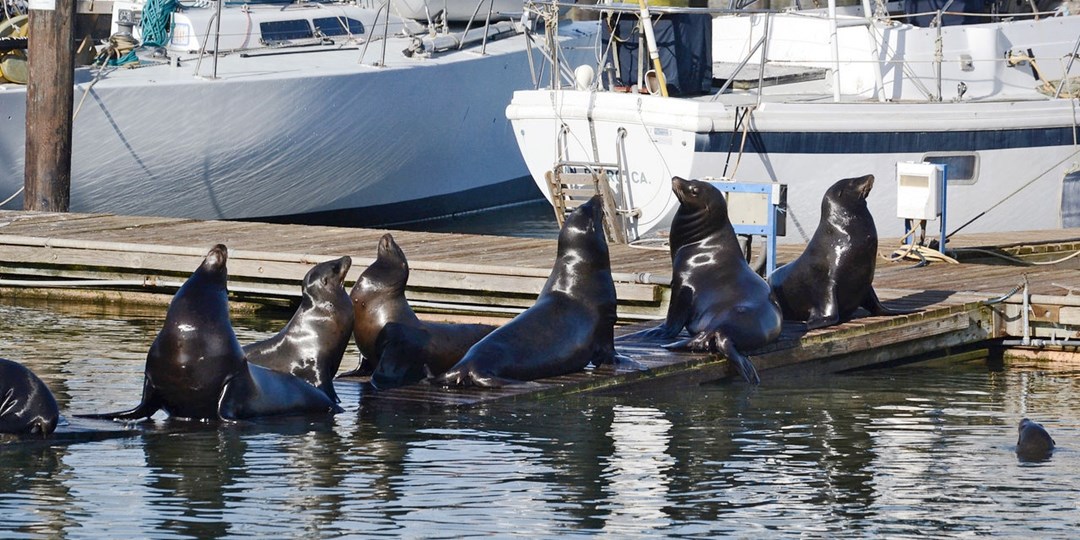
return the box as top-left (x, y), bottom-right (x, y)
top-left (0, 7), bottom-right (598, 225)
top-left (506, 11), bottom-right (1080, 243)
top-left (508, 90), bottom-right (1080, 242)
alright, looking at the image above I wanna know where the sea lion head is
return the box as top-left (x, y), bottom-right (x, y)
top-left (546, 195), bottom-right (611, 295)
top-left (197, 244), bottom-right (229, 287)
top-left (560, 194), bottom-right (606, 251)
top-left (824, 174), bottom-right (874, 211)
top-left (351, 234), bottom-right (408, 307)
top-left (1016, 418), bottom-right (1055, 462)
top-left (670, 177), bottom-right (730, 251)
top-left (307, 256), bottom-right (352, 295)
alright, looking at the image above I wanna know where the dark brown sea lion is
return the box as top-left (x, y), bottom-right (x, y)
top-left (768, 174), bottom-right (906, 330)
top-left (630, 177), bottom-right (782, 384)
top-left (337, 233), bottom-right (496, 388)
top-left (1016, 418), bottom-right (1055, 462)
top-left (244, 256), bottom-right (354, 402)
top-left (0, 358), bottom-right (60, 436)
top-left (433, 195), bottom-right (629, 387)
top-left (79, 244), bottom-right (340, 422)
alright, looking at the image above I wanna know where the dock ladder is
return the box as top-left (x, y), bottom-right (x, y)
top-left (546, 126), bottom-right (639, 244)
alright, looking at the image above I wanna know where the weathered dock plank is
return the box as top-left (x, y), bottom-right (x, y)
top-left (0, 210), bottom-right (670, 319)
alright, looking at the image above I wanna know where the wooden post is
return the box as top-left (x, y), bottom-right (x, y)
top-left (24, 0), bottom-right (76, 212)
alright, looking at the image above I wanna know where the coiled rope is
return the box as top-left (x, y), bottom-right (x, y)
top-left (141, 0), bottom-right (178, 48)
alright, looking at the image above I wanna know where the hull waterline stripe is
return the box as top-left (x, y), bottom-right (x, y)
top-left (694, 127), bottom-right (1078, 154)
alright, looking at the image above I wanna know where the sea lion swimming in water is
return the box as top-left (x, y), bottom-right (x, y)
top-left (1016, 418), bottom-right (1055, 462)
top-left (0, 358), bottom-right (59, 436)
top-left (244, 256), bottom-right (354, 402)
top-left (79, 244), bottom-right (340, 422)
top-left (338, 233), bottom-right (496, 387)
top-left (433, 195), bottom-right (631, 387)
top-left (768, 174), bottom-right (908, 329)
top-left (630, 177), bottom-right (782, 384)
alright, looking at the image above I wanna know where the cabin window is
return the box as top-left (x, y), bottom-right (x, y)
top-left (922, 153), bottom-right (979, 185)
top-left (259, 20), bottom-right (314, 44)
top-left (313, 17), bottom-right (364, 37)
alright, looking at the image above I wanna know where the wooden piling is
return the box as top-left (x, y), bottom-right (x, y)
top-left (24, 0), bottom-right (76, 212)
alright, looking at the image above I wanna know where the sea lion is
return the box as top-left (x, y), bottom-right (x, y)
top-left (768, 174), bottom-right (906, 330)
top-left (0, 358), bottom-right (60, 436)
top-left (631, 177), bottom-right (782, 384)
top-left (244, 256), bottom-right (354, 402)
top-left (80, 244), bottom-right (340, 422)
top-left (433, 195), bottom-right (627, 387)
top-left (337, 233), bottom-right (496, 387)
top-left (1016, 418), bottom-right (1055, 461)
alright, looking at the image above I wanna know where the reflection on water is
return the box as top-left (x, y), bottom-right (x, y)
top-left (2, 301), bottom-right (1080, 537)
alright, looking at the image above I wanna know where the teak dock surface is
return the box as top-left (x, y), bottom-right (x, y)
top-left (2, 210), bottom-right (1080, 427)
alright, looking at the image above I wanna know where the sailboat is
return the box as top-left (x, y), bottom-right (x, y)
top-left (506, 0), bottom-right (1080, 243)
top-left (0, 0), bottom-right (596, 226)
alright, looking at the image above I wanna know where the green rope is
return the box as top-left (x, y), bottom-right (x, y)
top-left (141, 0), bottom-right (178, 48)
top-left (106, 49), bottom-right (139, 66)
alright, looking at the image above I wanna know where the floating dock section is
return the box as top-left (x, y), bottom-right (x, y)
top-left (2, 210), bottom-right (1080, 417)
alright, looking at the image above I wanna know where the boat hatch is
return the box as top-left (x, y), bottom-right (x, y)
top-left (314, 17), bottom-right (365, 37)
top-left (260, 20), bottom-right (314, 44)
top-left (922, 153), bottom-right (979, 185)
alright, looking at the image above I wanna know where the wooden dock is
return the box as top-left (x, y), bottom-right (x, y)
top-left (2, 210), bottom-right (1080, 416)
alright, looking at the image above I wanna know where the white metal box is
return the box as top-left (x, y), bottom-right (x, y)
top-left (896, 161), bottom-right (944, 220)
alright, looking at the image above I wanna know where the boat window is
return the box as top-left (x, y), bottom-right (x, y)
top-left (922, 153), bottom-right (979, 185)
top-left (313, 17), bottom-right (364, 37)
top-left (260, 20), bottom-right (314, 44)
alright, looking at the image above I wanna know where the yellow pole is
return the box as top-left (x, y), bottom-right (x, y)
top-left (636, 0), bottom-right (669, 97)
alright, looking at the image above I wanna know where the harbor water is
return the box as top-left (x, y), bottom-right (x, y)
top-left (2, 299), bottom-right (1079, 538)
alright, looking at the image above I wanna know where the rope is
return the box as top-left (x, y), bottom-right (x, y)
top-left (728, 105), bottom-right (754, 180)
top-left (0, 186), bottom-right (23, 208)
top-left (948, 147), bottom-right (1080, 238)
top-left (781, 202), bottom-right (810, 243)
top-left (883, 225), bottom-right (959, 267)
top-left (141, 0), bottom-right (178, 48)
top-left (889, 244), bottom-right (960, 266)
top-left (95, 33), bottom-right (139, 66)
top-left (951, 247), bottom-right (1080, 266)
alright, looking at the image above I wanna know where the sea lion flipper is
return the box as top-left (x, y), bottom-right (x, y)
top-left (806, 312), bottom-right (838, 330)
top-left (589, 351), bottom-right (648, 372)
top-left (626, 323), bottom-right (682, 343)
top-left (220, 366), bottom-right (342, 420)
top-left (336, 356), bottom-right (377, 379)
top-left (370, 324), bottom-right (433, 390)
top-left (715, 335), bottom-right (761, 385)
top-left (471, 376), bottom-right (541, 388)
top-left (805, 288), bottom-right (841, 329)
top-left (612, 352), bottom-right (648, 371)
top-left (76, 376), bottom-right (162, 421)
top-left (78, 404), bottom-right (158, 422)
top-left (861, 287), bottom-right (912, 316)
top-left (660, 337), bottom-right (694, 350)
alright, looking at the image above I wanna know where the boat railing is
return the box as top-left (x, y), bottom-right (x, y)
top-left (179, 0), bottom-right (521, 74)
top-left (523, 0), bottom-right (1077, 102)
